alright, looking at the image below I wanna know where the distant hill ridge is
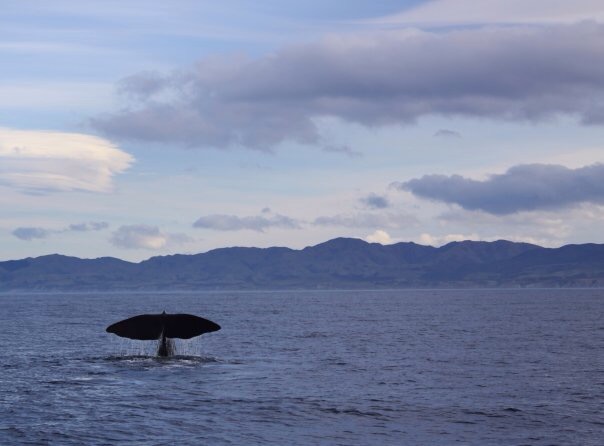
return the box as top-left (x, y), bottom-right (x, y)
top-left (1, 238), bottom-right (604, 290)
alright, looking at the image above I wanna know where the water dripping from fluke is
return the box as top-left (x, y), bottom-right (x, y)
top-left (106, 311), bottom-right (221, 358)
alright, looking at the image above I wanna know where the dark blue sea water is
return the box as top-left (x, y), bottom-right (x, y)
top-left (1, 289), bottom-right (603, 445)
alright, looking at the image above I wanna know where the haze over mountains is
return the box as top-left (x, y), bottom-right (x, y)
top-left (1, 238), bottom-right (604, 291)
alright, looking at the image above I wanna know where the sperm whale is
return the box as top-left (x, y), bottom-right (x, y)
top-left (106, 311), bottom-right (221, 357)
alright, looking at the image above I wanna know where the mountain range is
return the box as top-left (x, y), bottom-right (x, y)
top-left (2, 238), bottom-right (604, 291)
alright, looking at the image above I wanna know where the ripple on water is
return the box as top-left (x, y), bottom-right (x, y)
top-left (1, 289), bottom-right (603, 446)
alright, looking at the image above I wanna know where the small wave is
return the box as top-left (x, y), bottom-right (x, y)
top-left (300, 331), bottom-right (329, 339)
top-left (45, 379), bottom-right (90, 386)
top-left (319, 406), bottom-right (389, 420)
top-left (0, 426), bottom-right (25, 437)
top-left (103, 354), bottom-right (219, 364)
top-left (461, 409), bottom-right (506, 418)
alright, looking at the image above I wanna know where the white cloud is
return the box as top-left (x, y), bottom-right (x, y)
top-left (437, 208), bottom-right (576, 244)
top-left (415, 229), bottom-right (576, 248)
top-left (418, 204), bottom-right (604, 247)
top-left (418, 233), bottom-right (480, 246)
top-left (366, 229), bottom-right (392, 244)
top-left (110, 225), bottom-right (192, 250)
top-left (376, 0), bottom-right (604, 26)
top-left (0, 127), bottom-right (133, 193)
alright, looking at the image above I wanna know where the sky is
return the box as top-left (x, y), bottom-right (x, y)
top-left (2, 0), bottom-right (604, 261)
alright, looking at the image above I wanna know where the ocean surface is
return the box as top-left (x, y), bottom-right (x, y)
top-left (0, 289), bottom-right (602, 445)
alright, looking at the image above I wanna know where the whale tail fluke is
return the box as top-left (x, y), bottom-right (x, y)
top-left (106, 313), bottom-right (221, 340)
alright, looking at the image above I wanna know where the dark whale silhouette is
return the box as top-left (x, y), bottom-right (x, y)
top-left (106, 312), bottom-right (221, 357)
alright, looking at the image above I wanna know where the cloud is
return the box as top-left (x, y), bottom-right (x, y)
top-left (434, 208), bottom-right (576, 246)
top-left (110, 225), bottom-right (191, 250)
top-left (322, 144), bottom-right (362, 158)
top-left (0, 127), bottom-right (133, 193)
top-left (93, 22), bottom-right (604, 150)
top-left (193, 209), bottom-right (416, 232)
top-left (434, 129), bottom-right (461, 138)
top-left (399, 163), bottom-right (604, 214)
top-left (117, 71), bottom-right (168, 100)
top-left (313, 211), bottom-right (415, 228)
top-left (360, 193), bottom-right (390, 209)
top-left (366, 229), bottom-right (393, 244)
top-left (12, 221), bottom-right (110, 241)
top-left (12, 227), bottom-right (51, 241)
top-left (193, 213), bottom-right (301, 232)
top-left (375, 0), bottom-right (604, 26)
top-left (68, 221), bottom-right (109, 231)
top-left (415, 230), bottom-right (569, 248)
top-left (417, 232), bottom-right (479, 246)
